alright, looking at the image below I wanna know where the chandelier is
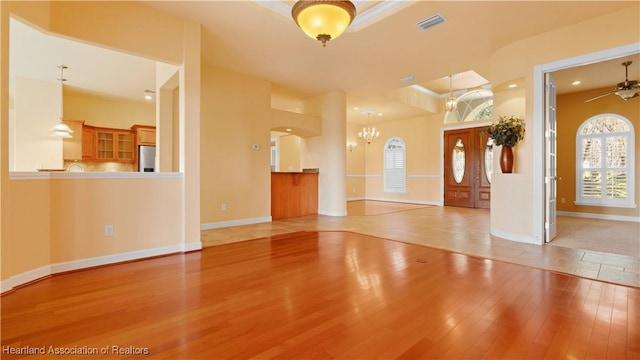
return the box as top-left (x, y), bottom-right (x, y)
top-left (50, 65), bottom-right (74, 138)
top-left (358, 110), bottom-right (379, 144)
top-left (445, 74), bottom-right (457, 112)
top-left (291, 0), bottom-right (356, 47)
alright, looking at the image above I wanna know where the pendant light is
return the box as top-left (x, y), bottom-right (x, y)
top-left (291, 0), bottom-right (356, 47)
top-left (358, 109), bottom-right (380, 144)
top-left (50, 65), bottom-right (73, 138)
top-left (445, 74), bottom-right (457, 112)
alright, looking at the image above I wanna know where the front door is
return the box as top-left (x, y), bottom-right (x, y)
top-left (444, 127), bottom-right (491, 209)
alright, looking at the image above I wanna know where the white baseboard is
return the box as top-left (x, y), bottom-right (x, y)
top-left (350, 197), bottom-right (442, 206)
top-left (1, 242), bottom-right (201, 294)
top-left (557, 211), bottom-right (640, 223)
top-left (200, 216), bottom-right (272, 230)
top-left (490, 227), bottom-right (542, 245)
top-left (0, 265), bottom-right (51, 294)
top-left (183, 241), bottom-right (203, 252)
top-left (318, 209), bottom-right (348, 216)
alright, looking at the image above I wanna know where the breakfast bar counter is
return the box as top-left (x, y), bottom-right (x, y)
top-left (271, 172), bottom-right (318, 220)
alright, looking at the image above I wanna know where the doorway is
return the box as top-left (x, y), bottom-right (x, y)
top-left (534, 43), bottom-right (639, 245)
top-left (443, 126), bottom-right (491, 209)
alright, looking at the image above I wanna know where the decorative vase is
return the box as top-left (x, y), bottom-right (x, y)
top-left (500, 146), bottom-right (514, 173)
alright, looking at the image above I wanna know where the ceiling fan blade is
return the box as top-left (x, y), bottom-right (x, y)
top-left (585, 92), bottom-right (614, 103)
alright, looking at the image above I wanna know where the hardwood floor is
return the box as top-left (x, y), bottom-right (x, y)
top-left (201, 203), bottom-right (639, 287)
top-left (2, 231), bottom-right (639, 359)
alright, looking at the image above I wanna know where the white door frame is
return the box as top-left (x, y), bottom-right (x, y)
top-left (544, 73), bottom-right (558, 242)
top-left (532, 42), bottom-right (640, 245)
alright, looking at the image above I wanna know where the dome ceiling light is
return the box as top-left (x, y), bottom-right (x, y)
top-left (144, 89), bottom-right (155, 100)
top-left (291, 0), bottom-right (356, 47)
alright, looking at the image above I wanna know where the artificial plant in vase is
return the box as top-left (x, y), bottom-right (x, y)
top-left (486, 115), bottom-right (525, 173)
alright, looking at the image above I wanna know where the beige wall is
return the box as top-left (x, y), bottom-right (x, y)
top-left (12, 77), bottom-right (63, 171)
top-left (489, 5), bottom-right (639, 242)
top-left (6, 179), bottom-right (51, 277)
top-left (348, 113), bottom-right (447, 205)
top-left (557, 87), bottom-right (640, 217)
top-left (346, 122), bottom-right (365, 199)
top-left (1, 175), bottom-right (184, 286)
top-left (47, 1), bottom-right (184, 64)
top-left (277, 135), bottom-right (301, 172)
top-left (489, 87), bottom-right (531, 240)
top-left (2, 2), bottom-right (197, 290)
top-left (49, 177), bottom-right (183, 263)
top-left (199, 65), bottom-right (271, 225)
top-left (64, 89), bottom-right (155, 129)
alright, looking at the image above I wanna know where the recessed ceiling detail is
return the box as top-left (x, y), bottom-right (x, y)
top-left (252, 0), bottom-right (411, 32)
top-left (415, 71), bottom-right (490, 96)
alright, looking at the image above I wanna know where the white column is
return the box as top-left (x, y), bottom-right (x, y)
top-left (0, 0), bottom-right (10, 278)
top-left (180, 20), bottom-right (201, 249)
top-left (307, 91), bottom-right (347, 216)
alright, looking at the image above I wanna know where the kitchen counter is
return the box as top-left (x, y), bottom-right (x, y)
top-left (9, 171), bottom-right (181, 180)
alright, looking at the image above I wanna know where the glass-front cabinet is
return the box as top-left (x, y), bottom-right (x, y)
top-left (83, 125), bottom-right (134, 162)
top-left (97, 131), bottom-right (114, 159)
top-left (117, 132), bottom-right (134, 160)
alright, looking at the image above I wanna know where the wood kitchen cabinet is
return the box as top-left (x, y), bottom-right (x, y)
top-left (82, 125), bottom-right (134, 162)
top-left (131, 125), bottom-right (156, 146)
top-left (62, 120), bottom-right (84, 161)
top-left (82, 127), bottom-right (96, 160)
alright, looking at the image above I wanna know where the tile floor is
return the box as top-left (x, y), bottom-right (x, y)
top-left (201, 202), bottom-right (639, 288)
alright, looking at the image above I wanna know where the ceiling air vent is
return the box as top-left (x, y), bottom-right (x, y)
top-left (416, 13), bottom-right (446, 31)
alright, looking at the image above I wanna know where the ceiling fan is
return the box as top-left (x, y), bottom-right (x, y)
top-left (585, 61), bottom-right (640, 103)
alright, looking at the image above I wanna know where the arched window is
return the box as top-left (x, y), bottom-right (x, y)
top-left (444, 89), bottom-right (493, 123)
top-left (384, 137), bottom-right (406, 193)
top-left (575, 114), bottom-right (635, 207)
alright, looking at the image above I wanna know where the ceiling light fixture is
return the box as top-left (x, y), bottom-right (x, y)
top-left (143, 89), bottom-right (155, 100)
top-left (291, 0), bottom-right (356, 47)
top-left (358, 109), bottom-right (379, 144)
top-left (445, 75), bottom-right (457, 112)
top-left (615, 88), bottom-right (638, 100)
top-left (615, 61), bottom-right (639, 100)
top-left (50, 65), bottom-right (73, 138)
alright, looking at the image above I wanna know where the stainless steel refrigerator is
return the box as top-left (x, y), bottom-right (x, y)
top-left (138, 145), bottom-right (156, 172)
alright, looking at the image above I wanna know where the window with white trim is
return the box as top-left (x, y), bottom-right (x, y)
top-left (384, 137), bottom-right (406, 193)
top-left (575, 114), bottom-right (635, 208)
